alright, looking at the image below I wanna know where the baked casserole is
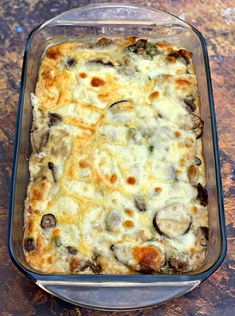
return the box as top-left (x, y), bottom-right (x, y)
top-left (23, 37), bottom-right (209, 274)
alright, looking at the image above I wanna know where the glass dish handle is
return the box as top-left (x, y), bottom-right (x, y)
top-left (37, 280), bottom-right (200, 310)
top-left (41, 3), bottom-right (189, 26)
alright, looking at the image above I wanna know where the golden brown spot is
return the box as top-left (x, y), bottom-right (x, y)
top-left (166, 47), bottom-right (174, 52)
top-left (110, 174), bottom-right (117, 184)
top-left (191, 206), bottom-right (198, 214)
top-left (157, 41), bottom-right (172, 49)
top-left (190, 247), bottom-right (196, 254)
top-left (124, 57), bottom-right (130, 65)
top-left (175, 131), bottom-right (181, 137)
top-left (133, 246), bottom-right (163, 272)
top-left (96, 255), bottom-right (108, 270)
top-left (166, 56), bottom-right (176, 63)
top-left (154, 187), bottom-right (162, 193)
top-left (46, 48), bottom-right (61, 60)
top-left (175, 169), bottom-right (182, 175)
top-left (149, 91), bottom-right (160, 101)
top-left (79, 160), bottom-right (89, 168)
top-left (126, 36), bottom-right (136, 45)
top-left (70, 258), bottom-right (79, 273)
top-left (175, 78), bottom-right (190, 86)
top-left (188, 165), bottom-right (198, 178)
top-left (176, 69), bottom-right (186, 75)
top-left (47, 256), bottom-right (53, 264)
top-left (79, 72), bottom-right (87, 78)
top-left (36, 236), bottom-right (43, 249)
top-left (41, 70), bottom-right (54, 87)
top-left (52, 228), bottom-right (60, 238)
top-left (27, 219), bottom-right (34, 233)
top-left (125, 209), bottom-right (134, 217)
top-left (41, 182), bottom-right (47, 190)
top-left (127, 176), bottom-right (136, 185)
top-left (185, 142), bottom-right (193, 148)
top-left (96, 37), bottom-right (113, 46)
top-left (91, 77), bottom-right (105, 87)
top-left (179, 158), bottom-right (185, 167)
top-left (123, 220), bottom-right (134, 228)
top-left (31, 189), bottom-right (43, 202)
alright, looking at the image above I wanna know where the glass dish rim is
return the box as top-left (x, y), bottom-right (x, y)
top-left (8, 3), bottom-right (227, 284)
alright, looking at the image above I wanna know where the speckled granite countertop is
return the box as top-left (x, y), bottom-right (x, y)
top-left (0, 0), bottom-right (234, 315)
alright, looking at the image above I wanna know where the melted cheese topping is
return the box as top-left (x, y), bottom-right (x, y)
top-left (24, 38), bottom-right (208, 274)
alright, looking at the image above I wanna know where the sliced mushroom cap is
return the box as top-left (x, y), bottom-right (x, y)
top-left (134, 197), bottom-right (147, 212)
top-left (126, 39), bottom-right (158, 58)
top-left (40, 131), bottom-right (50, 148)
top-left (195, 226), bottom-right (209, 246)
top-left (105, 211), bottom-right (122, 232)
top-left (24, 237), bottom-right (35, 252)
top-left (111, 242), bottom-right (165, 273)
top-left (67, 246), bottom-right (78, 255)
top-left (168, 49), bottom-right (192, 65)
top-left (66, 57), bottom-right (77, 69)
top-left (168, 257), bottom-right (188, 273)
top-left (196, 183), bottom-right (208, 206)
top-left (48, 113), bottom-right (62, 126)
top-left (191, 114), bottom-right (204, 138)
top-left (48, 162), bottom-right (57, 182)
top-left (184, 98), bottom-right (196, 112)
top-left (40, 214), bottom-right (57, 229)
top-left (153, 204), bottom-right (191, 238)
top-left (109, 99), bottom-right (129, 109)
top-left (87, 58), bottom-right (115, 68)
top-left (195, 156), bottom-right (202, 166)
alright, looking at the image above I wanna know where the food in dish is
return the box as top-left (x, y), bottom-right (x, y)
top-left (23, 37), bottom-right (208, 274)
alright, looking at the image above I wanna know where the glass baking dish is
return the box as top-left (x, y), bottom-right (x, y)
top-left (8, 3), bottom-right (226, 311)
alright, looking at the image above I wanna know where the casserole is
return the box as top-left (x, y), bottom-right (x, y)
top-left (24, 37), bottom-right (208, 275)
top-left (8, 4), bottom-right (226, 310)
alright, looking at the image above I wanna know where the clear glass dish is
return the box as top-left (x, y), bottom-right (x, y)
top-left (8, 3), bottom-right (226, 311)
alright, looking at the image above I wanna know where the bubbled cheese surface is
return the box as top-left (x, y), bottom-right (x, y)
top-left (24, 38), bottom-right (208, 274)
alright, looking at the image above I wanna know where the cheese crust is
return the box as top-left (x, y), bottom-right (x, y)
top-left (24, 37), bottom-right (208, 274)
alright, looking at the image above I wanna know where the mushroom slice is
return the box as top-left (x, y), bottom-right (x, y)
top-left (191, 114), bottom-right (204, 139)
top-left (48, 113), bottom-right (62, 126)
top-left (196, 183), bottom-right (208, 206)
top-left (24, 237), bottom-right (36, 252)
top-left (195, 156), bottom-right (202, 166)
top-left (111, 242), bottom-right (165, 273)
top-left (87, 58), bottom-right (115, 68)
top-left (168, 257), bottom-right (188, 273)
top-left (105, 211), bottom-right (122, 233)
top-left (67, 246), bottom-right (78, 255)
top-left (134, 197), bottom-right (147, 212)
top-left (40, 213), bottom-right (57, 229)
top-left (168, 49), bottom-right (192, 65)
top-left (184, 97), bottom-right (196, 112)
top-left (48, 162), bottom-right (57, 182)
top-left (126, 39), bottom-right (158, 58)
top-left (153, 203), bottom-right (191, 238)
top-left (109, 99), bottom-right (129, 109)
top-left (195, 226), bottom-right (209, 246)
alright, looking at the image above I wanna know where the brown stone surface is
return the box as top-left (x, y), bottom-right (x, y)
top-left (0, 0), bottom-right (234, 315)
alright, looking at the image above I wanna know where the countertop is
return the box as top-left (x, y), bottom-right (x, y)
top-left (0, 0), bottom-right (234, 315)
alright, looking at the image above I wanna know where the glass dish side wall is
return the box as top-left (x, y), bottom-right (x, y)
top-left (8, 4), bottom-right (226, 310)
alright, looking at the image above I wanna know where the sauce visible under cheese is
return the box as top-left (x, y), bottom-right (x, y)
top-left (24, 38), bottom-right (208, 274)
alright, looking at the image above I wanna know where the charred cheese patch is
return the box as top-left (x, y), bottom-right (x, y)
top-left (24, 37), bottom-right (208, 274)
